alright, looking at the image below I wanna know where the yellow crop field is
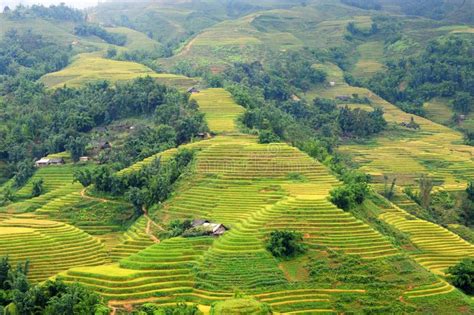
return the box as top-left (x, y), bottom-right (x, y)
top-left (40, 53), bottom-right (198, 90)
top-left (191, 88), bottom-right (245, 134)
top-left (59, 134), bottom-right (401, 312)
top-left (0, 218), bottom-right (108, 282)
top-left (310, 63), bottom-right (474, 189)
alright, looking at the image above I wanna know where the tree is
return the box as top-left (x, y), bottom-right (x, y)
top-left (419, 174), bottom-right (433, 209)
top-left (329, 186), bottom-right (354, 210)
top-left (467, 181), bottom-right (474, 202)
top-left (384, 176), bottom-right (397, 200)
top-left (452, 92), bottom-right (472, 115)
top-left (106, 46), bottom-right (117, 58)
top-left (13, 161), bottom-right (35, 188)
top-left (330, 172), bottom-right (370, 210)
top-left (126, 187), bottom-right (149, 217)
top-left (448, 258), bottom-right (474, 294)
top-left (43, 282), bottom-right (109, 315)
top-left (138, 302), bottom-right (202, 315)
top-left (31, 178), bottom-right (44, 197)
top-left (0, 256), bottom-right (11, 290)
top-left (259, 130), bottom-right (280, 144)
top-left (66, 136), bottom-right (87, 163)
top-left (266, 230), bottom-right (306, 258)
top-left (73, 168), bottom-right (93, 187)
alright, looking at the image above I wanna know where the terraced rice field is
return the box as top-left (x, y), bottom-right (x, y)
top-left (0, 218), bottom-right (108, 282)
top-left (404, 279), bottom-right (455, 299)
top-left (59, 134), bottom-right (397, 311)
top-left (191, 88), bottom-right (245, 134)
top-left (310, 63), bottom-right (474, 189)
top-left (40, 53), bottom-right (198, 90)
top-left (16, 165), bottom-right (76, 198)
top-left (352, 41), bottom-right (385, 79)
top-left (380, 204), bottom-right (474, 275)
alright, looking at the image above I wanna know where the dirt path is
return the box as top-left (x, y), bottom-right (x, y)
top-left (142, 207), bottom-right (165, 244)
top-left (177, 36), bottom-right (198, 57)
top-left (80, 188), bottom-right (127, 205)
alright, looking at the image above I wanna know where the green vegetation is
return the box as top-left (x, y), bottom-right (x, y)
top-left (135, 303), bottom-right (202, 315)
top-left (266, 230), bottom-right (306, 259)
top-left (0, 256), bottom-right (108, 314)
top-left (448, 258), bottom-right (474, 294)
top-left (74, 23), bottom-right (127, 46)
top-left (1, 1), bottom-right (474, 313)
top-left (210, 298), bottom-right (271, 315)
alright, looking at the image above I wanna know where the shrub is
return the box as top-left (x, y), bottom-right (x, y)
top-left (266, 230), bottom-right (306, 258)
top-left (259, 130), bottom-right (280, 144)
top-left (329, 172), bottom-right (370, 210)
top-left (211, 298), bottom-right (271, 315)
top-left (329, 186), bottom-right (354, 210)
top-left (31, 177), bottom-right (44, 197)
top-left (137, 302), bottom-right (201, 315)
top-left (447, 258), bottom-right (474, 294)
top-left (467, 181), bottom-right (474, 202)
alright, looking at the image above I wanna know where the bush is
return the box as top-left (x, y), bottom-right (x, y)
top-left (31, 178), bottom-right (44, 197)
top-left (266, 230), bottom-right (306, 258)
top-left (259, 130), bottom-right (280, 144)
top-left (137, 302), bottom-right (202, 315)
top-left (329, 186), bottom-right (354, 210)
top-left (211, 298), bottom-right (271, 315)
top-left (447, 258), bottom-right (474, 294)
top-left (329, 172), bottom-right (370, 210)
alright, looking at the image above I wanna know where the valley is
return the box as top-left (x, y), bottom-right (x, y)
top-left (0, 0), bottom-right (473, 314)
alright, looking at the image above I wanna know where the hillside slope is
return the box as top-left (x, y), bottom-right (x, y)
top-left (58, 88), bottom-right (473, 313)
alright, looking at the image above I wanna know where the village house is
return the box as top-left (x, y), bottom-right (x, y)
top-left (98, 141), bottom-right (112, 150)
top-left (187, 87), bottom-right (200, 94)
top-left (336, 95), bottom-right (351, 101)
top-left (35, 157), bottom-right (65, 167)
top-left (79, 156), bottom-right (91, 162)
top-left (191, 219), bottom-right (227, 236)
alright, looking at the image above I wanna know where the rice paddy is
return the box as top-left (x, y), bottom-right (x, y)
top-left (351, 41), bottom-right (385, 79)
top-left (40, 53), bottom-right (198, 90)
top-left (380, 203), bottom-right (474, 276)
top-left (0, 218), bottom-right (108, 282)
top-left (57, 129), bottom-right (407, 311)
top-left (310, 63), bottom-right (474, 189)
top-left (1, 84), bottom-right (473, 312)
top-left (191, 88), bottom-right (245, 134)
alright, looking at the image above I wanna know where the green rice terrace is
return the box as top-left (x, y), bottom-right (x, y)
top-left (0, 0), bottom-right (474, 314)
top-left (0, 84), bottom-right (471, 313)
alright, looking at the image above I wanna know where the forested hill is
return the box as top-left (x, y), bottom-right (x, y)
top-left (344, 0), bottom-right (474, 24)
top-left (0, 1), bottom-right (474, 314)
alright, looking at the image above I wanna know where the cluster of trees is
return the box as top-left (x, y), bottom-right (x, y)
top-left (266, 230), bottom-right (306, 258)
top-left (338, 106), bottom-right (387, 137)
top-left (0, 257), bottom-right (108, 314)
top-left (1, 77), bottom-right (207, 178)
top-left (134, 302), bottom-right (201, 315)
top-left (221, 57), bottom-right (386, 151)
top-left (329, 172), bottom-right (370, 210)
top-left (448, 258), bottom-right (474, 294)
top-left (75, 149), bottom-right (195, 216)
top-left (346, 22), bottom-right (379, 38)
top-left (74, 24), bottom-right (127, 46)
top-left (396, 0), bottom-right (473, 24)
top-left (460, 182), bottom-right (474, 227)
top-left (3, 3), bottom-right (84, 22)
top-left (0, 29), bottom-right (70, 92)
top-left (368, 36), bottom-right (473, 117)
top-left (224, 52), bottom-right (326, 99)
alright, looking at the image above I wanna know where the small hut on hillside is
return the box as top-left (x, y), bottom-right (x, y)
top-left (187, 87), bottom-right (200, 94)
